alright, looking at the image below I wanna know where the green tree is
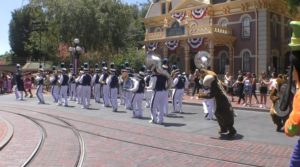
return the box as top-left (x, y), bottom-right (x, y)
top-left (9, 5), bottom-right (32, 61)
top-left (286, 0), bottom-right (300, 16)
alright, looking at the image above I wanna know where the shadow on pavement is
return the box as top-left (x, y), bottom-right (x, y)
top-left (179, 112), bottom-right (197, 115)
top-left (116, 110), bottom-right (127, 113)
top-left (139, 117), bottom-right (151, 120)
top-left (210, 133), bottom-right (244, 141)
top-left (163, 122), bottom-right (186, 127)
top-left (87, 108), bottom-right (99, 111)
top-left (166, 114), bottom-right (184, 118)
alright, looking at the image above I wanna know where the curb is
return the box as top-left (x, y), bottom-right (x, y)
top-left (0, 116), bottom-right (14, 150)
top-left (169, 100), bottom-right (269, 112)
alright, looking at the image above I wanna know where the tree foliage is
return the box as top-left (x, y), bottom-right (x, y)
top-left (9, 0), bottom-right (151, 68)
top-left (286, 0), bottom-right (300, 16)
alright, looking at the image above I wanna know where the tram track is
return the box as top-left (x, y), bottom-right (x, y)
top-left (0, 111), bottom-right (46, 167)
top-left (0, 109), bottom-right (85, 167)
top-left (0, 105), bottom-right (281, 167)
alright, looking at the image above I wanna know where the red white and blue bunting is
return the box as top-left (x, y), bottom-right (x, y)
top-left (188, 37), bottom-right (204, 49)
top-left (165, 40), bottom-right (179, 51)
top-left (171, 12), bottom-right (186, 21)
top-left (192, 8), bottom-right (207, 19)
top-left (146, 42), bottom-right (158, 51)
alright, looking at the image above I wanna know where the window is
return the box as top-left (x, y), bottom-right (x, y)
top-left (218, 18), bottom-right (228, 27)
top-left (168, 2), bottom-right (172, 12)
top-left (219, 52), bottom-right (228, 74)
top-left (161, 2), bottom-right (166, 14)
top-left (242, 17), bottom-right (251, 38)
top-left (242, 51), bottom-right (251, 72)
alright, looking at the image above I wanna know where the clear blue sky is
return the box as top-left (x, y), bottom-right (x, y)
top-left (0, 0), bottom-right (147, 55)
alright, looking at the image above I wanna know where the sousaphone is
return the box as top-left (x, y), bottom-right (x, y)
top-left (194, 51), bottom-right (211, 69)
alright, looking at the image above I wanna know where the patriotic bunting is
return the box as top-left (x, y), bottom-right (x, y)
top-left (192, 8), bottom-right (207, 19)
top-left (188, 37), bottom-right (204, 49)
top-left (165, 40), bottom-right (179, 51)
top-left (171, 12), bottom-right (186, 21)
top-left (147, 42), bottom-right (158, 51)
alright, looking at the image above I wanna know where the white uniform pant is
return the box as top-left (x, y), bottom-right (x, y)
top-left (110, 88), bottom-right (118, 111)
top-left (82, 86), bottom-right (91, 108)
top-left (124, 91), bottom-right (133, 109)
top-left (93, 84), bottom-right (101, 103)
top-left (102, 85), bottom-right (110, 106)
top-left (119, 88), bottom-right (125, 105)
top-left (15, 86), bottom-right (24, 100)
top-left (172, 88), bottom-right (184, 113)
top-left (163, 90), bottom-right (169, 115)
top-left (51, 85), bottom-right (59, 102)
top-left (203, 98), bottom-right (215, 119)
top-left (132, 93), bottom-right (144, 117)
top-left (69, 83), bottom-right (76, 101)
top-left (76, 85), bottom-right (82, 104)
top-left (58, 85), bottom-right (68, 106)
top-left (151, 91), bottom-right (166, 124)
top-left (144, 90), bottom-right (152, 108)
top-left (36, 85), bottom-right (44, 103)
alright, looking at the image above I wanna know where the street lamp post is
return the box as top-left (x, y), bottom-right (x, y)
top-left (68, 38), bottom-right (82, 74)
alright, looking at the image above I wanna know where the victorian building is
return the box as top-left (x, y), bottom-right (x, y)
top-left (144, 0), bottom-right (294, 76)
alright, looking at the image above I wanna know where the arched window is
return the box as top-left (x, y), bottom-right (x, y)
top-left (218, 18), bottom-right (228, 27)
top-left (242, 51), bottom-right (251, 72)
top-left (219, 52), bottom-right (228, 74)
top-left (242, 17), bottom-right (251, 38)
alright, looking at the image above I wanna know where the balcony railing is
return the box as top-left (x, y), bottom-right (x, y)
top-left (189, 25), bottom-right (232, 36)
top-left (145, 25), bottom-right (232, 41)
top-left (145, 31), bottom-right (165, 41)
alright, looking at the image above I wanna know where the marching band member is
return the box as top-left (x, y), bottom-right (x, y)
top-left (162, 58), bottom-right (170, 116)
top-left (68, 64), bottom-right (76, 101)
top-left (107, 63), bottom-right (119, 112)
top-left (50, 66), bottom-right (59, 103)
top-left (79, 63), bottom-right (92, 109)
top-left (100, 65), bottom-right (110, 107)
top-left (122, 65), bottom-right (134, 110)
top-left (171, 69), bottom-right (185, 114)
top-left (127, 67), bottom-right (146, 118)
top-left (15, 64), bottom-right (25, 100)
top-left (92, 64), bottom-right (101, 103)
top-left (36, 65), bottom-right (45, 104)
top-left (75, 66), bottom-right (84, 104)
top-left (57, 64), bottom-right (69, 107)
top-left (118, 64), bottom-right (125, 106)
top-left (144, 70), bottom-right (152, 108)
top-left (148, 68), bottom-right (168, 124)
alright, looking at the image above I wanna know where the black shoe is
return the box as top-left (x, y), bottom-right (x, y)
top-left (204, 113), bottom-right (209, 118)
top-left (228, 128), bottom-right (237, 137)
top-left (276, 125), bottom-right (283, 132)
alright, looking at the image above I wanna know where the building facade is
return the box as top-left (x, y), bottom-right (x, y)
top-left (144, 0), bottom-right (294, 76)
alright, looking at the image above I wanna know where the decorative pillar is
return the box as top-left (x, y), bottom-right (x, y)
top-left (184, 42), bottom-right (190, 74)
top-left (228, 44), bottom-right (234, 75)
top-left (209, 40), bottom-right (214, 70)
